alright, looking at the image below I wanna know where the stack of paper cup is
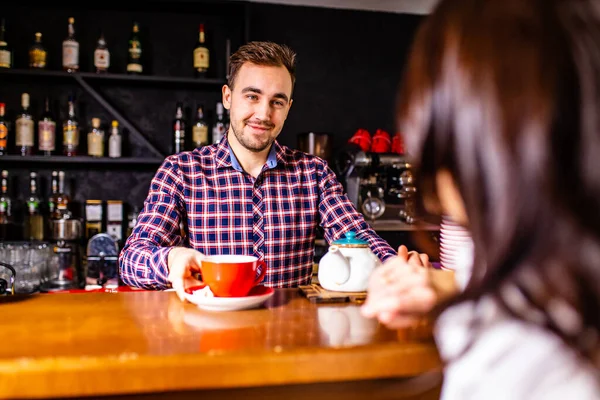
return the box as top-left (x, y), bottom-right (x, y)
top-left (439, 216), bottom-right (474, 290)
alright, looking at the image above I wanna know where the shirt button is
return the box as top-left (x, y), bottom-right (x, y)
top-left (253, 214), bottom-right (259, 222)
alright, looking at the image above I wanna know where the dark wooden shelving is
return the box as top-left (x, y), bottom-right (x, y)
top-left (0, 155), bottom-right (164, 166)
top-left (0, 68), bottom-right (225, 87)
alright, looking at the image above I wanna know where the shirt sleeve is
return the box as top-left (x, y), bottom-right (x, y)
top-left (316, 160), bottom-right (397, 262)
top-left (119, 156), bottom-right (186, 289)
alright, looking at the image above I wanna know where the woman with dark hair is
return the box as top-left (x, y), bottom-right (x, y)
top-left (361, 0), bottom-right (600, 397)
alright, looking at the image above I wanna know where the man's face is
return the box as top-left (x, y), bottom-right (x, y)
top-left (222, 62), bottom-right (293, 153)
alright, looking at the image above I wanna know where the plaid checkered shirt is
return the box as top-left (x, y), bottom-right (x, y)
top-left (119, 134), bottom-right (397, 289)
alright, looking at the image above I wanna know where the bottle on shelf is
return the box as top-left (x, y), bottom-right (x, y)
top-left (0, 170), bottom-right (11, 240)
top-left (127, 21), bottom-right (142, 74)
top-left (54, 170), bottom-right (71, 219)
top-left (192, 104), bottom-right (209, 148)
top-left (25, 171), bottom-right (44, 241)
top-left (15, 93), bottom-right (34, 156)
top-left (94, 30), bottom-right (110, 73)
top-left (29, 32), bottom-right (47, 69)
top-left (0, 18), bottom-right (11, 69)
top-left (62, 17), bottom-right (79, 73)
top-left (63, 95), bottom-right (79, 156)
top-left (48, 170), bottom-right (58, 217)
top-left (0, 103), bottom-right (7, 155)
top-left (108, 120), bottom-right (122, 158)
top-left (193, 23), bottom-right (210, 78)
top-left (172, 102), bottom-right (186, 153)
top-left (88, 117), bottom-right (104, 157)
top-left (38, 96), bottom-right (56, 156)
top-left (212, 102), bottom-right (226, 144)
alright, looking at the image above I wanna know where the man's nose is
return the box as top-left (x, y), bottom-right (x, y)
top-left (254, 99), bottom-right (272, 121)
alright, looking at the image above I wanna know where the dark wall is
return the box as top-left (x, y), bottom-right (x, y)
top-left (248, 4), bottom-right (423, 152)
top-left (0, 0), bottom-right (424, 231)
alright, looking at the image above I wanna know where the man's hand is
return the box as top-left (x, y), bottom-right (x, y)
top-left (360, 245), bottom-right (437, 329)
top-left (167, 247), bottom-right (205, 302)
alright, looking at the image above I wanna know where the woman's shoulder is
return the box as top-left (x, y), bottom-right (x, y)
top-left (435, 298), bottom-right (600, 399)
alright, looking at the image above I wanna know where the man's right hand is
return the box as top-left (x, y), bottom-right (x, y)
top-left (167, 247), bottom-right (205, 302)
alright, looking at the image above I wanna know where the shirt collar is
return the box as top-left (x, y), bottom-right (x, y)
top-left (215, 133), bottom-right (284, 171)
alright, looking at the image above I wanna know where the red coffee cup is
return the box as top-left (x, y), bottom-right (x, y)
top-left (371, 129), bottom-right (391, 153)
top-left (348, 128), bottom-right (372, 152)
top-left (197, 255), bottom-right (266, 297)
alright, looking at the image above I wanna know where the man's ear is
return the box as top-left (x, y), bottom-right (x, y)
top-left (222, 85), bottom-right (232, 109)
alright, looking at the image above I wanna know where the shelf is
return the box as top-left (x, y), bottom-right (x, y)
top-left (0, 68), bottom-right (225, 87)
top-left (0, 155), bottom-right (164, 166)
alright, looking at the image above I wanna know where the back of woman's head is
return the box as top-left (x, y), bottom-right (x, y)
top-left (398, 0), bottom-right (600, 363)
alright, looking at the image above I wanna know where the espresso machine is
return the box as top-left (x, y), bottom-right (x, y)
top-left (41, 218), bottom-right (84, 291)
top-left (336, 145), bottom-right (418, 223)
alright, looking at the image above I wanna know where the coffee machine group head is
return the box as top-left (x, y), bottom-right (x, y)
top-left (336, 145), bottom-right (418, 223)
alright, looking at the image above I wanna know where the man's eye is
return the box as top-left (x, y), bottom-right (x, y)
top-left (247, 95), bottom-right (258, 100)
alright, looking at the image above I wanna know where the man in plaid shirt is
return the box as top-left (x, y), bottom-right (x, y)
top-left (119, 41), bottom-right (428, 301)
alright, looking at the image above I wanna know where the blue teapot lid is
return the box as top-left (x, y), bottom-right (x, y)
top-left (332, 231), bottom-right (368, 246)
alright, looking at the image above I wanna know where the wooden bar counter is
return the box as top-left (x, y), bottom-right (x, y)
top-left (0, 288), bottom-right (442, 399)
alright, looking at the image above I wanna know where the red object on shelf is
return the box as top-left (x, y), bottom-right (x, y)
top-left (371, 129), bottom-right (391, 153)
top-left (391, 132), bottom-right (405, 154)
top-left (347, 128), bottom-right (372, 152)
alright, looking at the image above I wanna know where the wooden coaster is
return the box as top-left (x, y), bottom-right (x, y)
top-left (298, 283), bottom-right (367, 304)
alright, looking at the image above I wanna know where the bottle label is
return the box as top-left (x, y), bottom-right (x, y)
top-left (109, 135), bottom-right (121, 158)
top-left (30, 49), bottom-right (47, 68)
top-left (63, 125), bottom-right (79, 146)
top-left (193, 125), bottom-right (208, 146)
top-left (38, 120), bottom-right (56, 151)
top-left (0, 201), bottom-right (6, 213)
top-left (0, 124), bottom-right (7, 148)
top-left (16, 118), bottom-right (34, 146)
top-left (62, 41), bottom-right (79, 67)
top-left (212, 123), bottom-right (226, 144)
top-left (127, 63), bottom-right (142, 73)
top-left (87, 133), bottom-right (104, 157)
top-left (0, 49), bottom-right (10, 68)
top-left (27, 200), bottom-right (39, 214)
top-left (193, 47), bottom-right (209, 70)
top-left (94, 49), bottom-right (110, 69)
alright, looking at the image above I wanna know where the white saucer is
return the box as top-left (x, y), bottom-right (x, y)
top-left (183, 285), bottom-right (275, 312)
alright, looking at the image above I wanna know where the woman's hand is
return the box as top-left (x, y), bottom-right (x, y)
top-left (360, 245), bottom-right (437, 329)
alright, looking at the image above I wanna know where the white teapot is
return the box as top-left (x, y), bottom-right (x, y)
top-left (318, 231), bottom-right (382, 292)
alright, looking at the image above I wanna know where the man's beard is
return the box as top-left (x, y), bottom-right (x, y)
top-left (231, 121), bottom-right (276, 153)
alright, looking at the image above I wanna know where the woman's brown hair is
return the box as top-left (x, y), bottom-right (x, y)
top-left (398, 0), bottom-right (600, 364)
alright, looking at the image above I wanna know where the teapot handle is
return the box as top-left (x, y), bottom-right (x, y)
top-left (0, 262), bottom-right (16, 295)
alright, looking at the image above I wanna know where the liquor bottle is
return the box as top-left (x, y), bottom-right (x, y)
top-left (0, 18), bottom-right (11, 69)
top-left (38, 96), bottom-right (56, 156)
top-left (29, 32), bottom-right (47, 69)
top-left (0, 170), bottom-right (11, 240)
top-left (193, 23), bottom-right (209, 78)
top-left (0, 103), bottom-right (7, 155)
top-left (127, 22), bottom-right (142, 74)
top-left (25, 171), bottom-right (44, 241)
top-left (212, 102), bottom-right (226, 144)
top-left (94, 31), bottom-right (110, 73)
top-left (48, 170), bottom-right (58, 217)
top-left (62, 17), bottom-right (79, 73)
top-left (87, 117), bottom-right (104, 157)
top-left (63, 95), bottom-right (79, 156)
top-left (192, 104), bottom-right (209, 148)
top-left (54, 170), bottom-right (71, 219)
top-left (108, 120), bottom-right (121, 158)
top-left (15, 93), bottom-right (34, 156)
top-left (172, 102), bottom-right (186, 153)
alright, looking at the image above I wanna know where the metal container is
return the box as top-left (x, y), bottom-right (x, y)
top-left (50, 218), bottom-right (82, 241)
top-left (297, 132), bottom-right (332, 161)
